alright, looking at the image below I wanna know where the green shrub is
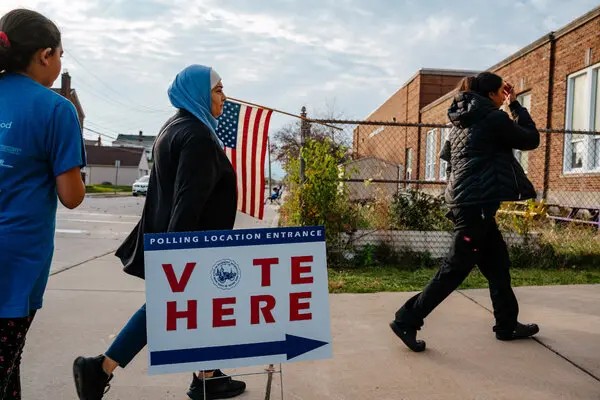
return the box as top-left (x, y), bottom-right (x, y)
top-left (508, 242), bottom-right (559, 269)
top-left (333, 241), bottom-right (436, 270)
top-left (390, 189), bottom-right (452, 231)
top-left (279, 138), bottom-right (357, 248)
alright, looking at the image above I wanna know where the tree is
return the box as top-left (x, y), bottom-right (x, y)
top-left (271, 102), bottom-right (351, 166)
top-left (279, 137), bottom-right (356, 246)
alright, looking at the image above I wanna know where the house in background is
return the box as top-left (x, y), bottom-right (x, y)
top-left (52, 71), bottom-right (85, 129)
top-left (356, 5), bottom-right (600, 207)
top-left (84, 136), bottom-right (102, 147)
top-left (112, 131), bottom-right (156, 163)
top-left (82, 145), bottom-right (148, 186)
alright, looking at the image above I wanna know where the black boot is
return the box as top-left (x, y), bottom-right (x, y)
top-left (389, 321), bottom-right (426, 352)
top-left (73, 355), bottom-right (113, 400)
top-left (494, 322), bottom-right (539, 341)
top-left (187, 369), bottom-right (246, 400)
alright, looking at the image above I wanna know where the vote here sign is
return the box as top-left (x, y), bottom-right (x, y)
top-left (144, 226), bottom-right (332, 374)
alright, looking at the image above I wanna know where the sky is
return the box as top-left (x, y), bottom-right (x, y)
top-left (1, 0), bottom-right (599, 178)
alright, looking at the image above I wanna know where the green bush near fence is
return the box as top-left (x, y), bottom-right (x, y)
top-left (390, 190), bottom-right (453, 231)
top-left (279, 144), bottom-right (598, 271)
top-left (279, 138), bottom-right (357, 247)
top-left (86, 185), bottom-right (131, 193)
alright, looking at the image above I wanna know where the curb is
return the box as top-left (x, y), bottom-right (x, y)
top-left (85, 192), bottom-right (132, 198)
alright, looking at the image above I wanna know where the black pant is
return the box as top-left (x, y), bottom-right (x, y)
top-left (0, 311), bottom-right (36, 400)
top-left (395, 205), bottom-right (519, 331)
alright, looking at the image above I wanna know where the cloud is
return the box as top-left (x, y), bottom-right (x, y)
top-left (1, 0), bottom-right (598, 140)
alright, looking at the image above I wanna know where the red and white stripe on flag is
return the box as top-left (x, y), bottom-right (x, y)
top-left (224, 104), bottom-right (273, 220)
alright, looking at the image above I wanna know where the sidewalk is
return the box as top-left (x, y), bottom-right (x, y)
top-left (22, 254), bottom-right (599, 399)
top-left (21, 203), bottom-right (600, 399)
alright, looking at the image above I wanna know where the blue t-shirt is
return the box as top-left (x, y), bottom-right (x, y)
top-left (0, 73), bottom-right (86, 318)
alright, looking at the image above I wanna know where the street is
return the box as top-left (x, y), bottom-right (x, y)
top-left (53, 196), bottom-right (279, 273)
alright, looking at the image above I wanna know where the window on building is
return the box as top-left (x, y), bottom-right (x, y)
top-left (514, 92), bottom-right (531, 173)
top-left (405, 148), bottom-right (413, 182)
top-left (425, 129), bottom-right (437, 180)
top-left (564, 63), bottom-right (600, 172)
top-left (439, 127), bottom-right (450, 180)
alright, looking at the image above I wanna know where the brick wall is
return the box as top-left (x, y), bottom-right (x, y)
top-left (357, 71), bottom-right (470, 183)
top-left (547, 13), bottom-right (600, 202)
top-left (379, 7), bottom-right (600, 206)
top-left (492, 42), bottom-right (552, 194)
top-left (358, 81), bottom-right (409, 164)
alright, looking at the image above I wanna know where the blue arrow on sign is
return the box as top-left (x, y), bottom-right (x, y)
top-left (150, 334), bottom-right (328, 366)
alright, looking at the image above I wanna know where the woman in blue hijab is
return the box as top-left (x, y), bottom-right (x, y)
top-left (73, 65), bottom-right (246, 400)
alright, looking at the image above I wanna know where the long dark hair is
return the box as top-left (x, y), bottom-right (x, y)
top-left (457, 72), bottom-right (503, 98)
top-left (0, 9), bottom-right (61, 73)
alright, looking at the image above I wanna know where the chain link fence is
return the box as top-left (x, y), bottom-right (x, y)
top-left (291, 120), bottom-right (600, 268)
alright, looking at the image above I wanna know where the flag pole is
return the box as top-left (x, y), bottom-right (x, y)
top-left (228, 97), bottom-right (343, 131)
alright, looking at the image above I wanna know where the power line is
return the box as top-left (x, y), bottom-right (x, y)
top-left (86, 120), bottom-right (130, 137)
top-left (83, 127), bottom-right (153, 156)
top-left (64, 49), bottom-right (172, 114)
top-left (64, 48), bottom-right (171, 113)
top-left (89, 110), bottom-right (172, 134)
top-left (73, 74), bottom-right (171, 115)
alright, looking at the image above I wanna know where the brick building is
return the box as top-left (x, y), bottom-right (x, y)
top-left (354, 68), bottom-right (477, 182)
top-left (356, 5), bottom-right (600, 207)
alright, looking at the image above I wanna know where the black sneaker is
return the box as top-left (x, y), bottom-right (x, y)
top-left (389, 321), bottom-right (426, 352)
top-left (73, 355), bottom-right (113, 400)
top-left (187, 369), bottom-right (246, 400)
top-left (494, 322), bottom-right (540, 341)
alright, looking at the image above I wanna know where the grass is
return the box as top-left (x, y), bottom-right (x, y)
top-left (327, 266), bottom-right (600, 293)
top-left (86, 185), bottom-right (131, 193)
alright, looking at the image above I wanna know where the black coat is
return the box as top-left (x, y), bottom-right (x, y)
top-left (441, 92), bottom-right (540, 207)
top-left (116, 109), bottom-right (237, 279)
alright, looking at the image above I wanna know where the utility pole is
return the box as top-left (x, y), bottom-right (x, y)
top-left (299, 106), bottom-right (309, 226)
top-left (299, 106), bottom-right (308, 184)
top-left (114, 160), bottom-right (121, 193)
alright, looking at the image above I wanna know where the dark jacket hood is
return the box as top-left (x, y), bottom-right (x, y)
top-left (448, 92), bottom-right (498, 129)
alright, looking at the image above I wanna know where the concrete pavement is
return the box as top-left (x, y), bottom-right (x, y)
top-left (23, 268), bottom-right (600, 399)
top-left (19, 198), bottom-right (600, 399)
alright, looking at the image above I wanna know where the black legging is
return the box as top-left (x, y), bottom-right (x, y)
top-left (395, 205), bottom-right (519, 331)
top-left (0, 311), bottom-right (36, 400)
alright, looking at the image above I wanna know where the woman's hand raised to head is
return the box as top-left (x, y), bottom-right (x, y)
top-left (503, 82), bottom-right (516, 105)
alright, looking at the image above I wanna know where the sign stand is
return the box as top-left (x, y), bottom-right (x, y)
top-left (264, 363), bottom-right (284, 400)
top-left (199, 364), bottom-right (285, 399)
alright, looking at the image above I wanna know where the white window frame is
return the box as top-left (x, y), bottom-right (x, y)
top-left (425, 129), bottom-right (437, 181)
top-left (514, 92), bottom-right (532, 174)
top-left (564, 62), bottom-right (600, 174)
top-left (439, 127), bottom-right (450, 181)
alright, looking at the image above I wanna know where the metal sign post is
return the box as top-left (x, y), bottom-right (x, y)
top-left (114, 160), bottom-right (121, 190)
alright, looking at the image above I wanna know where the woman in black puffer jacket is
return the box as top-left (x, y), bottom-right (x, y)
top-left (390, 72), bottom-right (540, 352)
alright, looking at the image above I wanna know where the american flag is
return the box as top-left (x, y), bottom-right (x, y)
top-left (216, 100), bottom-right (273, 220)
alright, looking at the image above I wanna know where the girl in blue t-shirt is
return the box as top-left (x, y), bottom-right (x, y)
top-left (0, 9), bottom-right (86, 399)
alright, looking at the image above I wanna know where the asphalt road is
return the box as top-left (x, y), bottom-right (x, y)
top-left (52, 195), bottom-right (279, 273)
